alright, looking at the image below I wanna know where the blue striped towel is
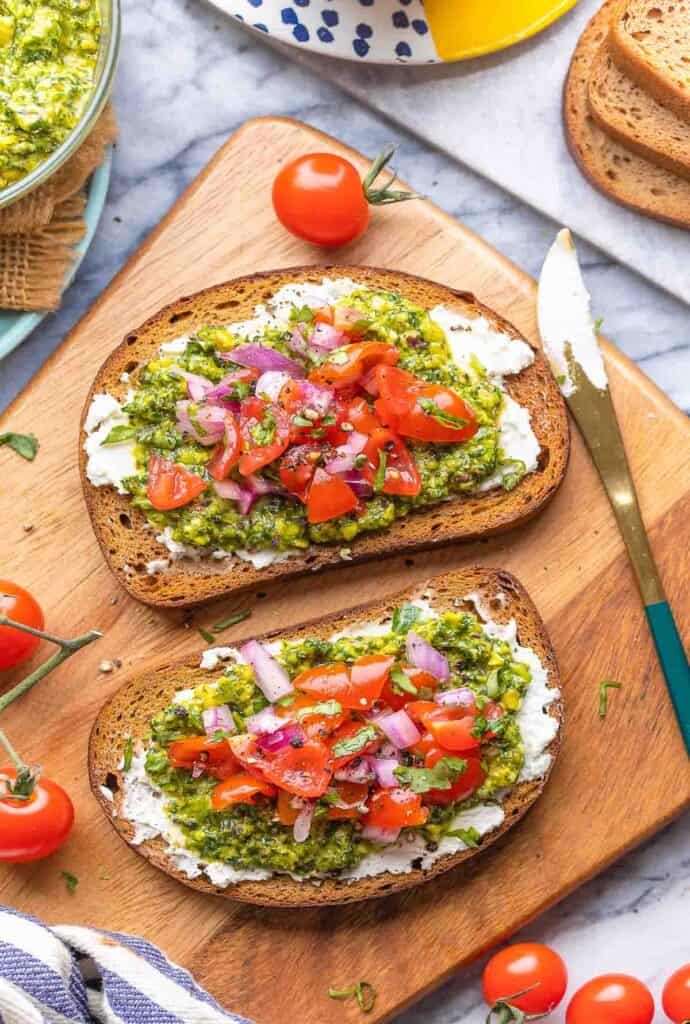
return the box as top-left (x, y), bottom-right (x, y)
top-left (0, 904), bottom-right (253, 1024)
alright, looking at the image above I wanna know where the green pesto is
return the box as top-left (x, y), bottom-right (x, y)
top-left (0, 0), bottom-right (101, 190)
top-left (119, 287), bottom-right (527, 556)
top-left (141, 610), bottom-right (530, 877)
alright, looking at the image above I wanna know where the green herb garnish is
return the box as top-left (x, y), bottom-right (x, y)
top-left (61, 871), bottom-right (79, 894)
top-left (123, 736), bottom-right (133, 772)
top-left (599, 679), bottom-right (622, 717)
top-left (212, 609), bottom-right (251, 633)
top-left (390, 665), bottom-right (418, 697)
top-left (102, 424), bottom-right (136, 446)
top-left (296, 699), bottom-right (343, 721)
top-left (391, 602), bottom-right (422, 634)
top-left (446, 826), bottom-right (480, 848)
top-left (332, 725), bottom-right (378, 759)
top-left (0, 432), bottom-right (39, 461)
top-left (198, 626), bottom-right (215, 644)
top-left (417, 397), bottom-right (468, 430)
top-left (373, 449), bottom-right (388, 492)
top-left (393, 756), bottom-right (467, 794)
top-left (328, 981), bottom-right (377, 1014)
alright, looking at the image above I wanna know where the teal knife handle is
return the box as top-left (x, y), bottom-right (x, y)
top-left (645, 601), bottom-right (690, 754)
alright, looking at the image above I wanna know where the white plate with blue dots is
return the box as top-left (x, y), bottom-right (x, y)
top-left (212, 0), bottom-right (439, 63)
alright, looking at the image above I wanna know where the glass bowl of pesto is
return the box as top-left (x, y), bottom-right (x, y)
top-left (0, 0), bottom-right (121, 209)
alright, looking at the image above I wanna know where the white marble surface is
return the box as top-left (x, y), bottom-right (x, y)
top-left (274, 0), bottom-right (690, 305)
top-left (1, 2), bottom-right (689, 1021)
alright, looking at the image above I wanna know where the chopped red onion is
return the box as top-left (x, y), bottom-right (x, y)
top-left (288, 325), bottom-right (310, 357)
top-left (258, 722), bottom-right (305, 753)
top-left (362, 824), bottom-right (401, 845)
top-left (222, 344), bottom-right (305, 378)
top-left (360, 367), bottom-right (380, 396)
top-left (378, 741), bottom-right (402, 760)
top-left (191, 762), bottom-right (205, 779)
top-left (206, 370), bottom-right (253, 406)
top-left (377, 709), bottom-right (421, 750)
top-left (169, 367), bottom-right (214, 402)
top-left (333, 757), bottom-right (377, 784)
top-left (340, 470), bottom-right (373, 499)
top-left (324, 431), bottom-right (367, 475)
top-left (176, 401), bottom-right (225, 445)
top-left (255, 370), bottom-right (290, 403)
top-left (435, 687), bottom-right (476, 708)
top-left (406, 631), bottom-right (450, 683)
top-left (310, 322), bottom-right (346, 351)
top-left (245, 707), bottom-right (285, 735)
top-left (212, 480), bottom-right (252, 515)
top-left (373, 757), bottom-right (400, 789)
top-left (299, 380), bottom-right (334, 416)
top-left (244, 474), bottom-right (282, 499)
top-left (202, 705), bottom-right (236, 736)
top-left (293, 799), bottom-right (315, 843)
top-left (241, 640), bottom-right (293, 702)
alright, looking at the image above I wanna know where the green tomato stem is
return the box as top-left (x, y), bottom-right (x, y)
top-left (362, 145), bottom-right (423, 207)
top-left (0, 726), bottom-right (24, 773)
top-left (0, 615), bottom-right (102, 713)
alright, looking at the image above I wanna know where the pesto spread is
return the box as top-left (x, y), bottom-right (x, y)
top-left (85, 279), bottom-right (539, 567)
top-left (122, 600), bottom-right (553, 881)
top-left (0, 0), bottom-right (101, 190)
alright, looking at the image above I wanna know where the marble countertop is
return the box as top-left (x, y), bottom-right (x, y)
top-left (2, 2), bottom-right (689, 1020)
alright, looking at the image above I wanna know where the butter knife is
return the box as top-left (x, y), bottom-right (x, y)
top-left (538, 228), bottom-right (690, 752)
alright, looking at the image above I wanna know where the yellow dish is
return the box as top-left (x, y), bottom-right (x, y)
top-left (424, 0), bottom-right (578, 62)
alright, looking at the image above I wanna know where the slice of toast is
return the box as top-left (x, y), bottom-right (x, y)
top-left (89, 566), bottom-right (563, 907)
top-left (589, 40), bottom-right (690, 180)
top-left (564, 0), bottom-right (690, 228)
top-left (610, 0), bottom-right (690, 125)
top-left (79, 266), bottom-right (569, 608)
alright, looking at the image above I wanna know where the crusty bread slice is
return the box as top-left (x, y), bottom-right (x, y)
top-left (564, 0), bottom-right (690, 228)
top-left (79, 266), bottom-right (569, 608)
top-left (89, 566), bottom-right (563, 907)
top-left (589, 40), bottom-right (690, 180)
top-left (610, 0), bottom-right (690, 124)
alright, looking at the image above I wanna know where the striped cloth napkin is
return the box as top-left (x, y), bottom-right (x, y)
top-left (0, 905), bottom-right (253, 1024)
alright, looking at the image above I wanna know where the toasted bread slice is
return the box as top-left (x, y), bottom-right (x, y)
top-left (80, 266), bottom-right (569, 608)
top-left (564, 0), bottom-right (690, 228)
top-left (589, 40), bottom-right (690, 180)
top-left (89, 566), bottom-right (563, 907)
top-left (610, 0), bottom-right (690, 125)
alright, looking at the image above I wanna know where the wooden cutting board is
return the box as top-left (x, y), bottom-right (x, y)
top-left (1, 117), bottom-right (689, 1024)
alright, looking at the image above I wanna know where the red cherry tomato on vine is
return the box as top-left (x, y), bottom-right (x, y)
top-left (566, 974), bottom-right (654, 1024)
top-left (483, 943), bottom-right (568, 1016)
top-left (0, 769), bottom-right (74, 862)
top-left (663, 964), bottom-right (690, 1023)
top-left (0, 581), bottom-right (44, 670)
top-left (273, 153), bottom-right (370, 248)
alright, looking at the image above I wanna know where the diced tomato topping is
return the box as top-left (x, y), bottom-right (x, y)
top-left (241, 738), bottom-right (333, 799)
top-left (312, 307), bottom-right (334, 325)
top-left (361, 428), bottom-right (422, 496)
top-left (238, 397), bottom-right (290, 476)
top-left (484, 701), bottom-right (505, 740)
top-left (374, 365), bottom-right (478, 444)
top-left (426, 706), bottom-right (481, 753)
top-left (146, 454), bottom-right (206, 511)
top-left (381, 666), bottom-right (438, 711)
top-left (211, 773), bottom-right (276, 810)
top-left (363, 787), bottom-right (428, 829)
top-left (207, 411), bottom-right (241, 481)
top-left (332, 306), bottom-right (369, 337)
top-left (279, 443), bottom-right (321, 502)
top-left (326, 781), bottom-right (369, 820)
top-left (411, 730), bottom-right (438, 760)
top-left (275, 693), bottom-right (347, 739)
top-left (276, 788), bottom-right (302, 825)
top-left (422, 749), bottom-right (485, 806)
top-left (167, 735), bottom-right (238, 780)
top-left (294, 654), bottom-right (393, 710)
top-left (308, 342), bottom-right (399, 390)
top-left (404, 700), bottom-right (439, 725)
top-left (306, 467), bottom-right (358, 523)
top-left (323, 395), bottom-right (382, 446)
top-left (328, 718), bottom-right (381, 769)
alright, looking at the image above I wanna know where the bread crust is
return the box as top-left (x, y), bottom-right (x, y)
top-left (89, 566), bottom-right (563, 907)
top-left (564, 0), bottom-right (690, 228)
top-left (79, 266), bottom-right (569, 608)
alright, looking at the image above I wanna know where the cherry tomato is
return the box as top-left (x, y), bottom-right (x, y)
top-left (566, 975), bottom-right (654, 1024)
top-left (408, 703), bottom-right (480, 752)
top-left (405, 700), bottom-right (440, 724)
top-left (326, 780), bottom-right (369, 820)
top-left (323, 396), bottom-right (382, 446)
top-left (0, 581), bottom-right (44, 670)
top-left (374, 365), bottom-right (478, 443)
top-left (363, 787), bottom-right (428, 829)
top-left (272, 153), bottom-right (370, 248)
top-left (329, 718), bottom-right (381, 769)
top-left (294, 654), bottom-right (393, 710)
top-left (207, 411), bottom-right (240, 481)
top-left (307, 468), bottom-right (358, 524)
top-left (211, 773), bottom-right (276, 810)
top-left (279, 443), bottom-right (321, 501)
top-left (332, 306), bottom-right (369, 337)
top-left (483, 943), bottom-right (568, 1016)
top-left (276, 693), bottom-right (347, 738)
top-left (662, 965), bottom-right (690, 1024)
top-left (167, 735), bottom-right (238, 779)
top-left (147, 453), bottom-right (206, 511)
top-left (361, 428), bottom-right (421, 496)
top-left (423, 749), bottom-right (485, 806)
top-left (238, 397), bottom-right (290, 476)
top-left (381, 666), bottom-right (438, 711)
top-left (0, 769), bottom-right (74, 863)
top-left (309, 342), bottom-right (399, 390)
top-left (276, 787), bottom-right (302, 825)
top-left (279, 380), bottom-right (326, 444)
top-left (231, 733), bottom-right (333, 800)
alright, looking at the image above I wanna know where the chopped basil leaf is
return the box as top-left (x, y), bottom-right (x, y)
top-left (599, 679), bottom-right (622, 717)
top-left (393, 756), bottom-right (467, 794)
top-left (198, 626), bottom-right (215, 644)
top-left (391, 602), bottom-right (422, 634)
top-left (390, 664), bottom-right (418, 697)
top-left (296, 699), bottom-right (343, 721)
top-left (61, 870), bottom-right (79, 894)
top-left (328, 981), bottom-right (377, 1014)
top-left (292, 304), bottom-right (314, 324)
top-left (321, 790), bottom-right (343, 806)
top-left (373, 449), bottom-right (388, 492)
top-left (292, 414), bottom-right (313, 428)
top-left (212, 609), bottom-right (251, 633)
top-left (446, 826), bottom-right (480, 848)
top-left (0, 432), bottom-right (39, 461)
top-left (332, 725), bottom-right (377, 759)
top-left (417, 396), bottom-right (468, 430)
top-left (123, 736), bottom-right (133, 772)
top-left (102, 424), bottom-right (136, 446)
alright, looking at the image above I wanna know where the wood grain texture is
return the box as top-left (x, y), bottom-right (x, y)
top-left (1, 117), bottom-right (689, 1024)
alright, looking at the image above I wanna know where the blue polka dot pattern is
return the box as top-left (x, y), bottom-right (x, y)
top-left (322, 8), bottom-right (338, 25)
top-left (353, 37), bottom-right (369, 56)
top-left (392, 10), bottom-right (409, 28)
top-left (293, 22), bottom-right (309, 39)
top-left (317, 25), bottom-right (334, 41)
top-left (395, 41), bottom-right (411, 56)
top-left (355, 21), bottom-right (372, 37)
top-left (280, 6), bottom-right (297, 23)
top-left (411, 17), bottom-right (427, 33)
